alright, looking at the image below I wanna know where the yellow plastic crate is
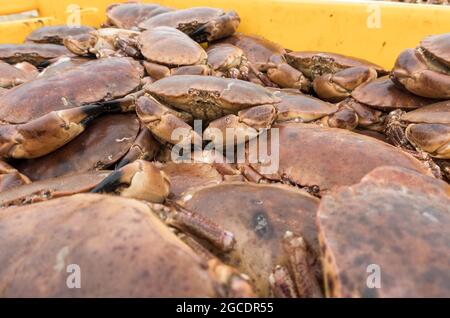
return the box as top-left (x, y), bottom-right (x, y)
top-left (0, 0), bottom-right (449, 68)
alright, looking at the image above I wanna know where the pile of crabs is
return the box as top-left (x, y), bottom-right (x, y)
top-left (0, 2), bottom-right (449, 298)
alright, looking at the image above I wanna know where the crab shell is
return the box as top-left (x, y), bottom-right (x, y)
top-left (146, 75), bottom-right (281, 120)
top-left (105, 2), bottom-right (173, 29)
top-left (247, 123), bottom-right (431, 193)
top-left (0, 61), bottom-right (38, 88)
top-left (351, 76), bottom-right (436, 111)
top-left (0, 57), bottom-right (143, 124)
top-left (178, 182), bottom-right (321, 297)
top-left (0, 43), bottom-right (72, 65)
top-left (401, 101), bottom-right (450, 159)
top-left (392, 47), bottom-right (450, 99)
top-left (14, 114), bottom-right (149, 181)
top-left (0, 170), bottom-right (110, 207)
top-left (0, 193), bottom-right (254, 297)
top-left (138, 27), bottom-right (207, 66)
top-left (285, 51), bottom-right (387, 80)
top-left (25, 25), bottom-right (95, 45)
top-left (317, 166), bottom-right (450, 297)
top-left (138, 7), bottom-right (240, 42)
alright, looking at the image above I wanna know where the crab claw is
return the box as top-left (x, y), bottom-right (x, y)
top-left (190, 10), bottom-right (240, 42)
top-left (313, 66), bottom-right (377, 103)
top-left (203, 105), bottom-right (277, 147)
top-left (267, 63), bottom-right (311, 93)
top-left (136, 95), bottom-right (201, 146)
top-left (0, 103), bottom-right (118, 159)
top-left (91, 159), bottom-right (170, 203)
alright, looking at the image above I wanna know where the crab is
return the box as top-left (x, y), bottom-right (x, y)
top-left (104, 2), bottom-right (173, 30)
top-left (0, 193), bottom-right (254, 297)
top-left (391, 33), bottom-right (450, 99)
top-left (330, 77), bottom-right (436, 132)
top-left (132, 75), bottom-right (280, 146)
top-left (0, 160), bottom-right (31, 192)
top-left (285, 51), bottom-right (387, 99)
top-left (316, 166), bottom-right (450, 297)
top-left (64, 28), bottom-right (141, 58)
top-left (25, 25), bottom-right (95, 45)
top-left (240, 123), bottom-right (432, 195)
top-left (13, 114), bottom-right (159, 181)
top-left (177, 182), bottom-right (322, 297)
top-left (0, 60), bottom-right (38, 88)
top-left (138, 6), bottom-right (240, 43)
top-left (0, 57), bottom-right (144, 159)
top-left (0, 43), bottom-right (72, 66)
top-left (222, 34), bottom-right (310, 91)
top-left (105, 75), bottom-right (356, 148)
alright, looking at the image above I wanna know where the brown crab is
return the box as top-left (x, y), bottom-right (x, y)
top-left (37, 56), bottom-right (91, 77)
top-left (0, 57), bottom-right (143, 159)
top-left (131, 75), bottom-right (281, 146)
top-left (104, 2), bottom-right (173, 30)
top-left (0, 60), bottom-right (38, 88)
top-left (0, 193), bottom-right (254, 297)
top-left (138, 6), bottom-right (240, 43)
top-left (222, 34), bottom-right (310, 91)
top-left (392, 33), bottom-right (450, 99)
top-left (177, 182), bottom-right (322, 297)
top-left (241, 123), bottom-right (431, 195)
top-left (0, 43), bottom-right (72, 66)
top-left (25, 25), bottom-right (95, 45)
top-left (317, 166), bottom-right (450, 297)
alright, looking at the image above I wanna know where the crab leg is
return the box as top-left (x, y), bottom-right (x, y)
top-left (0, 103), bottom-right (122, 159)
top-left (269, 232), bottom-right (323, 298)
top-left (164, 201), bottom-right (236, 252)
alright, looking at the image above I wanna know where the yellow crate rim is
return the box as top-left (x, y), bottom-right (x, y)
top-left (0, 0), bottom-right (449, 68)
